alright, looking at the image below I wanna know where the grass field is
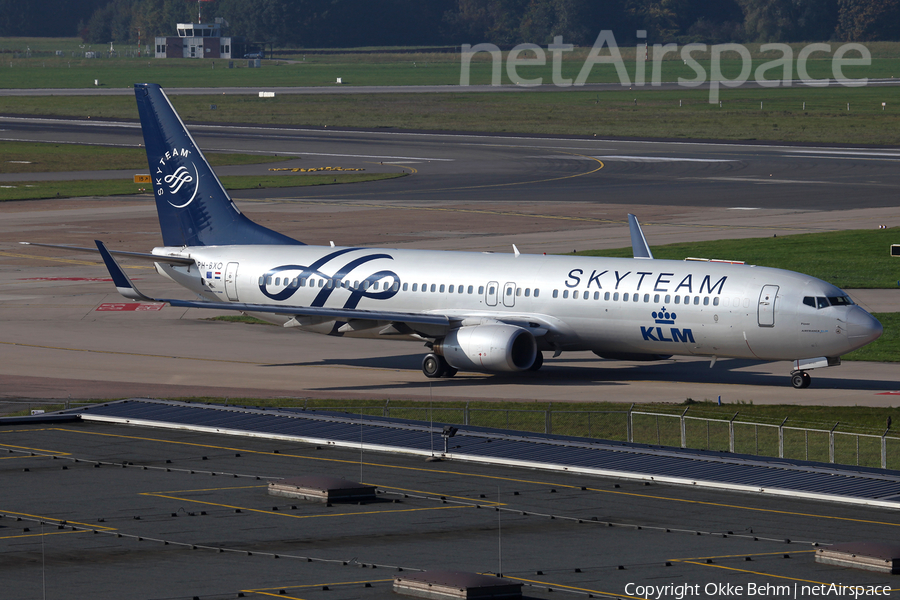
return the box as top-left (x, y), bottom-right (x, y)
top-left (0, 140), bottom-right (286, 173)
top-left (0, 172), bottom-right (405, 201)
top-left (2, 38), bottom-right (900, 144)
top-left (576, 228), bottom-right (900, 289)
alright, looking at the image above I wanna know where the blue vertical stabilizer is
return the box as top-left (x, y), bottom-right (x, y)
top-left (134, 83), bottom-right (304, 247)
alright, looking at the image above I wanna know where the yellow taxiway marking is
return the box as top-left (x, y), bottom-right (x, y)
top-left (245, 578), bottom-right (394, 600)
top-left (140, 491), bottom-right (468, 520)
top-left (672, 550), bottom-right (816, 561)
top-left (373, 484), bottom-right (502, 506)
top-left (0, 442), bottom-right (70, 455)
top-left (678, 560), bottom-right (900, 592)
top-left (0, 529), bottom-right (89, 541)
top-left (0, 509), bottom-right (116, 531)
top-left (506, 575), bottom-right (645, 600)
top-left (49, 428), bottom-right (900, 529)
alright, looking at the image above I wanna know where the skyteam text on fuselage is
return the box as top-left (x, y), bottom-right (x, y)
top-left (26, 84), bottom-right (883, 389)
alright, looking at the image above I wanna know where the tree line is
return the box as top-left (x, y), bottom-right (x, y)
top-left (1, 0), bottom-right (898, 47)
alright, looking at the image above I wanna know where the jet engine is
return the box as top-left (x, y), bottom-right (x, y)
top-left (434, 324), bottom-right (537, 372)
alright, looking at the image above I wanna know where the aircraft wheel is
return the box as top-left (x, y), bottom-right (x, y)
top-left (529, 351), bottom-right (544, 372)
top-left (442, 367), bottom-right (458, 378)
top-left (422, 353), bottom-right (446, 378)
top-left (791, 371), bottom-right (810, 389)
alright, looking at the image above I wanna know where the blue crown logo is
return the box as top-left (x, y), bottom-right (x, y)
top-left (652, 307), bottom-right (676, 324)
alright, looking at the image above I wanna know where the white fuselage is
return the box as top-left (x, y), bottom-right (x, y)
top-left (153, 244), bottom-right (879, 363)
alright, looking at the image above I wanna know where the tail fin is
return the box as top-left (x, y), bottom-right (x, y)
top-left (134, 83), bottom-right (303, 247)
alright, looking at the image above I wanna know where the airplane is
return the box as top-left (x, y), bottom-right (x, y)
top-left (25, 83), bottom-right (883, 389)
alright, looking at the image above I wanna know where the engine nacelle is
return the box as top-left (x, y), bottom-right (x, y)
top-left (434, 324), bottom-right (537, 373)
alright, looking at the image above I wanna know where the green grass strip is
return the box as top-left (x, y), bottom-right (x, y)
top-left (576, 228), bottom-right (900, 289)
top-left (0, 172), bottom-right (405, 201)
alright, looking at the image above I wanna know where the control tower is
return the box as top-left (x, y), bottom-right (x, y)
top-left (154, 19), bottom-right (240, 59)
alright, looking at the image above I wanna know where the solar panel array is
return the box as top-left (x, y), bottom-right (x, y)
top-left (68, 399), bottom-right (900, 506)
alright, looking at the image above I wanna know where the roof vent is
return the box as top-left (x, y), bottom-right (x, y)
top-left (268, 476), bottom-right (376, 503)
top-left (816, 542), bottom-right (900, 573)
top-left (394, 570), bottom-right (522, 600)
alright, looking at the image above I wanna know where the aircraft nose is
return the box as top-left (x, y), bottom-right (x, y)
top-left (846, 307), bottom-right (883, 347)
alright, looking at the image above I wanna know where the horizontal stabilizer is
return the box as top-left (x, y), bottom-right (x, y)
top-left (21, 242), bottom-right (194, 266)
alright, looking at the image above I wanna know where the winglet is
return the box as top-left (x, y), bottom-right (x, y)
top-left (627, 214), bottom-right (654, 259)
top-left (94, 240), bottom-right (155, 302)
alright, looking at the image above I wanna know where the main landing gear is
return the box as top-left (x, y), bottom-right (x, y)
top-left (790, 371), bottom-right (812, 389)
top-left (422, 353), bottom-right (457, 378)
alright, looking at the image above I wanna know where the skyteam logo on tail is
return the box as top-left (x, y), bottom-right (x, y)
top-left (641, 307), bottom-right (695, 343)
top-left (155, 148), bottom-right (198, 208)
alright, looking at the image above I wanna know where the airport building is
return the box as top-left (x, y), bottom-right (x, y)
top-left (154, 20), bottom-right (241, 59)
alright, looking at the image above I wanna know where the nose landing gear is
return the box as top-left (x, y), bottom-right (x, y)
top-left (790, 371), bottom-right (811, 389)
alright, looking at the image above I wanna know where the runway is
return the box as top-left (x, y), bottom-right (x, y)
top-left (0, 118), bottom-right (898, 405)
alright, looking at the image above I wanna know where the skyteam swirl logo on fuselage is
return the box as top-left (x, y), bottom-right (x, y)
top-left (155, 148), bottom-right (199, 208)
top-left (259, 248), bottom-right (400, 310)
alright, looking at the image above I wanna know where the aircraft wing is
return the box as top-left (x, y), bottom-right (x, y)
top-left (94, 240), bottom-right (451, 333)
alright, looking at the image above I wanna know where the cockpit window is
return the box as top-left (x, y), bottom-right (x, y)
top-left (816, 297), bottom-right (829, 309)
top-left (803, 296), bottom-right (816, 308)
top-left (828, 296), bottom-right (854, 306)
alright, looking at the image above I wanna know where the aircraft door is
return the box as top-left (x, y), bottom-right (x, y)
top-left (758, 285), bottom-right (778, 327)
top-left (485, 281), bottom-right (499, 307)
top-left (502, 282), bottom-right (516, 307)
top-left (224, 262), bottom-right (239, 301)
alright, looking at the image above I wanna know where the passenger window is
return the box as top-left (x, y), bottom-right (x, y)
top-left (623, 293), bottom-right (629, 301)
top-left (817, 297), bottom-right (828, 309)
top-left (469, 286), bottom-right (475, 294)
top-left (525, 289), bottom-right (530, 297)
top-left (478, 286), bottom-right (484, 294)
top-left (703, 297), bottom-right (709, 306)
top-left (402, 283), bottom-right (408, 291)
top-left (613, 292), bottom-right (619, 301)
top-left (449, 285), bottom-right (454, 293)
top-left (507, 287), bottom-right (514, 296)
top-left (634, 294), bottom-right (639, 302)
top-left (643, 294), bottom-right (649, 302)
top-left (713, 297), bottom-right (719, 306)
top-left (488, 286), bottom-right (495, 295)
top-left (300, 278), bottom-right (307, 287)
top-left (665, 295), bottom-right (671, 303)
top-left (275, 277), bottom-right (281, 286)
top-left (534, 289), bottom-right (540, 297)
top-left (439, 284), bottom-right (445, 293)
top-left (594, 291), bottom-right (599, 300)
top-left (516, 288), bottom-right (521, 296)
top-left (584, 292), bottom-right (589, 300)
top-left (459, 285), bottom-right (465, 294)
top-left (393, 282), bottom-right (400, 292)
top-left (553, 290), bottom-right (559, 298)
top-left (674, 296), bottom-right (680, 304)
top-left (563, 290), bottom-right (569, 299)
top-left (573, 290), bottom-right (579, 299)
top-left (372, 281), bottom-right (379, 290)
top-left (318, 279), bottom-right (324, 288)
top-left (412, 283), bottom-right (418, 292)
top-left (430, 284), bottom-right (436, 292)
top-left (654, 294), bottom-right (660, 303)
top-left (258, 276), bottom-right (264, 285)
top-left (694, 296), bottom-right (700, 305)
top-left (604, 292), bottom-right (610, 300)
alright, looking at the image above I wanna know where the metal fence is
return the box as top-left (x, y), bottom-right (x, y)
top-left (314, 404), bottom-right (900, 471)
